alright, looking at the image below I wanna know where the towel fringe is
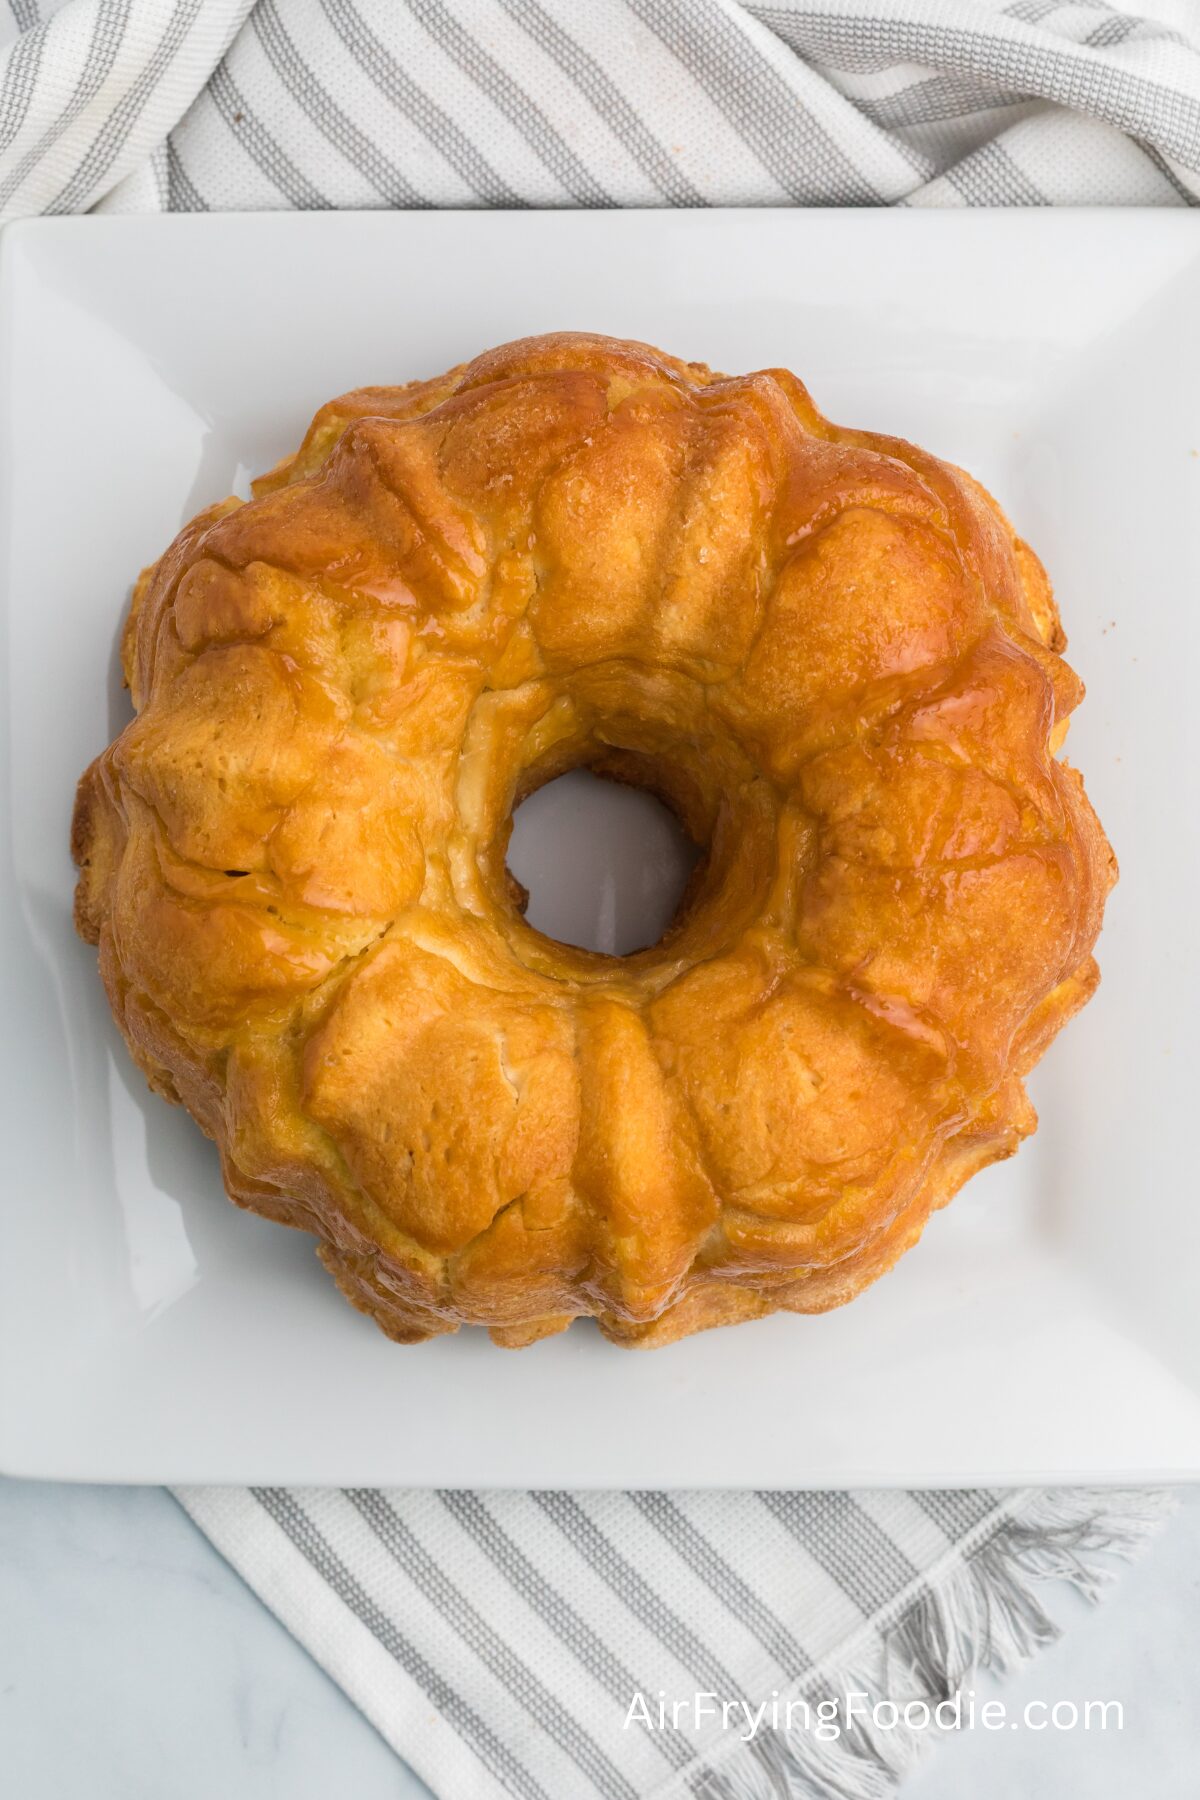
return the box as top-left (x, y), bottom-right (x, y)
top-left (687, 1487), bottom-right (1177, 1800)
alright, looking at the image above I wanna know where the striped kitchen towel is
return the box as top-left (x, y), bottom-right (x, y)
top-left (0, 0), bottom-right (1198, 215)
top-left (176, 1484), bottom-right (1174, 1799)
top-left (5, 1), bottom-right (1193, 1796)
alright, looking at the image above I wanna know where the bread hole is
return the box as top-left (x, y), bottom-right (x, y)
top-left (506, 768), bottom-right (700, 956)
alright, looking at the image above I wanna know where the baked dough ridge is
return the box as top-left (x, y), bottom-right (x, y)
top-left (73, 332), bottom-right (1115, 1348)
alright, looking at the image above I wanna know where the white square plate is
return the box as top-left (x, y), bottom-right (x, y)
top-left (2, 210), bottom-right (1198, 1487)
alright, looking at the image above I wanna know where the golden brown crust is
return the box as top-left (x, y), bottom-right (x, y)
top-left (72, 332), bottom-right (1115, 1348)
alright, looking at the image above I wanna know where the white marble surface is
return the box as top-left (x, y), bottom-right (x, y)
top-left (0, 1479), bottom-right (430, 1799)
top-left (1, 1479), bottom-right (1197, 1798)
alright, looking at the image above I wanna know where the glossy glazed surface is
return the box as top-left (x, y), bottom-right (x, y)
top-left (73, 331), bottom-right (1111, 1348)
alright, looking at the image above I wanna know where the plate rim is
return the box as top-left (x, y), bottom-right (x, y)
top-left (2, 205), bottom-right (1198, 1487)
